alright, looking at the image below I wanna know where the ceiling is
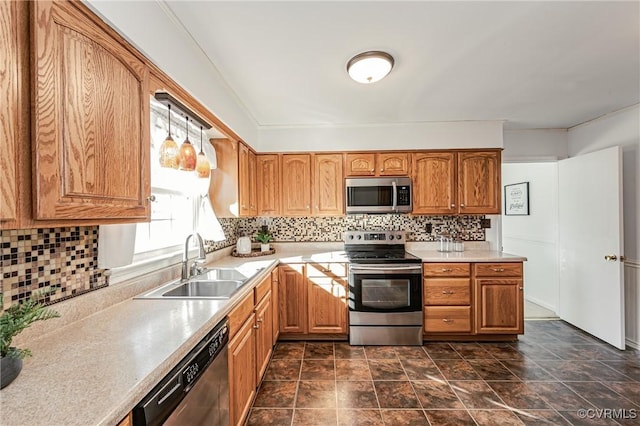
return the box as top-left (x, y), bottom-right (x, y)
top-left (166, 1), bottom-right (639, 130)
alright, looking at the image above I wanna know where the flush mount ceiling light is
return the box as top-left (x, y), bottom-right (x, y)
top-left (347, 51), bottom-right (394, 84)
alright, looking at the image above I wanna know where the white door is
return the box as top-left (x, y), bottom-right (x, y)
top-left (558, 146), bottom-right (625, 349)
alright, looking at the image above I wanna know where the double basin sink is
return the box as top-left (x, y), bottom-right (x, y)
top-left (137, 268), bottom-right (256, 300)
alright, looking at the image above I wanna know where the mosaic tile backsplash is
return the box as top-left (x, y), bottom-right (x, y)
top-left (1, 227), bottom-right (106, 311)
top-left (2, 215), bottom-right (483, 310)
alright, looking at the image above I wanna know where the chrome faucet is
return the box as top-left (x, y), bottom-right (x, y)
top-left (182, 233), bottom-right (206, 280)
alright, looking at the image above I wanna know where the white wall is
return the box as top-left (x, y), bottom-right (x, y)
top-left (257, 120), bottom-right (504, 152)
top-left (567, 104), bottom-right (640, 348)
top-left (503, 129), bottom-right (568, 161)
top-left (85, 0), bottom-right (259, 145)
top-left (502, 163), bottom-right (559, 313)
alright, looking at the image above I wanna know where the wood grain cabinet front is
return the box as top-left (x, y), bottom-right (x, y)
top-left (32, 0), bottom-right (150, 221)
top-left (412, 150), bottom-right (501, 215)
top-left (474, 263), bottom-right (524, 334)
top-left (306, 263), bottom-right (348, 334)
top-left (423, 262), bottom-right (472, 334)
top-left (345, 152), bottom-right (409, 176)
top-left (228, 311), bottom-right (256, 426)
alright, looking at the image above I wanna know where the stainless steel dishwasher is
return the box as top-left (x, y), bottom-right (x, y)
top-left (133, 318), bottom-right (229, 426)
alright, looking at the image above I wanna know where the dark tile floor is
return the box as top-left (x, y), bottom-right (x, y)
top-left (246, 320), bottom-right (640, 425)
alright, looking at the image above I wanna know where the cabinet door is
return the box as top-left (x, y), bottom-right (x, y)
top-left (458, 151), bottom-right (501, 214)
top-left (254, 291), bottom-right (273, 384)
top-left (312, 154), bottom-right (343, 216)
top-left (307, 263), bottom-right (347, 334)
top-left (257, 154), bottom-right (280, 216)
top-left (345, 153), bottom-right (375, 176)
top-left (32, 0), bottom-right (150, 220)
top-left (281, 154), bottom-right (311, 216)
top-left (271, 268), bottom-right (280, 344)
top-left (229, 313), bottom-right (256, 426)
top-left (278, 264), bottom-right (307, 334)
top-left (209, 138), bottom-right (239, 218)
top-left (238, 143), bottom-right (252, 216)
top-left (0, 0), bottom-right (23, 228)
top-left (248, 150), bottom-right (257, 215)
top-left (475, 279), bottom-right (523, 334)
top-left (378, 152), bottom-right (409, 176)
top-left (412, 152), bottom-right (456, 214)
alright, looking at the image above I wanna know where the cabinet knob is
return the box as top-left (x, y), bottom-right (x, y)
top-left (442, 319), bottom-right (453, 323)
top-left (442, 290), bottom-right (454, 295)
top-left (253, 324), bottom-right (260, 329)
top-left (492, 268), bottom-right (505, 272)
top-left (519, 287), bottom-right (524, 290)
top-left (256, 317), bottom-right (263, 322)
top-left (370, 169), bottom-right (375, 173)
top-left (460, 203), bottom-right (465, 208)
top-left (441, 268), bottom-right (452, 272)
top-left (380, 168), bottom-right (384, 172)
top-left (147, 195), bottom-right (156, 202)
top-left (450, 204), bottom-right (455, 208)
top-left (306, 205), bottom-right (310, 209)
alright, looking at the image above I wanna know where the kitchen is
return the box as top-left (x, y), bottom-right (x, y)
top-left (1, 1), bottom-right (639, 426)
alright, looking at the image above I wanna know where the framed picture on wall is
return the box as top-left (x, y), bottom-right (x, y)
top-left (504, 182), bottom-right (530, 215)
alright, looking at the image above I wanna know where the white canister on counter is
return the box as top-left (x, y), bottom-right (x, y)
top-left (236, 233), bottom-right (252, 254)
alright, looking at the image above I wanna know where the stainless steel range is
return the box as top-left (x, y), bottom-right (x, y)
top-left (344, 230), bottom-right (423, 346)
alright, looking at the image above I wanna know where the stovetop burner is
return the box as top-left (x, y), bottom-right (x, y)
top-left (343, 230), bottom-right (421, 265)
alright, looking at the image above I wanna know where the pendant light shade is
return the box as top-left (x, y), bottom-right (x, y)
top-left (179, 116), bottom-right (197, 171)
top-left (159, 104), bottom-right (180, 169)
top-left (347, 51), bottom-right (394, 84)
top-left (196, 126), bottom-right (211, 178)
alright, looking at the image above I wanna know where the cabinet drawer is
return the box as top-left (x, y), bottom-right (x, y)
top-left (474, 263), bottom-right (522, 277)
top-left (254, 275), bottom-right (271, 304)
top-left (306, 262), bottom-right (347, 279)
top-left (424, 279), bottom-right (471, 305)
top-left (228, 293), bottom-right (254, 339)
top-left (423, 263), bottom-right (470, 277)
top-left (424, 306), bottom-right (471, 333)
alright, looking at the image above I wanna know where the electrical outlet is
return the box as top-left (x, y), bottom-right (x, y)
top-left (425, 223), bottom-right (433, 233)
top-left (480, 218), bottom-right (491, 228)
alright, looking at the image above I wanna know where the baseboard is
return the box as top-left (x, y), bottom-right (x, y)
top-left (525, 296), bottom-right (557, 314)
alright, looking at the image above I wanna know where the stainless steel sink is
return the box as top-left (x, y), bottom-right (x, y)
top-left (162, 280), bottom-right (244, 298)
top-left (198, 268), bottom-right (249, 282)
top-left (135, 266), bottom-right (261, 300)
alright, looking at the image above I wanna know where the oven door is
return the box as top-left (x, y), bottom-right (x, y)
top-left (349, 264), bottom-right (422, 313)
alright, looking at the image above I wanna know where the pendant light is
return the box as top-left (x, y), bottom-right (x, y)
top-left (179, 115), bottom-right (196, 171)
top-left (158, 104), bottom-right (179, 168)
top-left (196, 125), bottom-right (211, 178)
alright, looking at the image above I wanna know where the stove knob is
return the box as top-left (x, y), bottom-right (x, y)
top-left (356, 235), bottom-right (362, 240)
top-left (388, 235), bottom-right (394, 240)
top-left (396, 234), bottom-right (402, 240)
top-left (348, 235), bottom-right (354, 240)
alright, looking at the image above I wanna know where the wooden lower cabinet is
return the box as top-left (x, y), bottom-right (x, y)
top-left (307, 263), bottom-right (348, 334)
top-left (254, 290), bottom-right (273, 383)
top-left (423, 261), bottom-right (524, 340)
top-left (278, 264), bottom-right (307, 334)
top-left (271, 268), bottom-right (280, 344)
top-left (228, 311), bottom-right (256, 426)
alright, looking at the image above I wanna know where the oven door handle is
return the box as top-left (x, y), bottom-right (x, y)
top-left (392, 181), bottom-right (398, 212)
top-left (350, 265), bottom-right (422, 273)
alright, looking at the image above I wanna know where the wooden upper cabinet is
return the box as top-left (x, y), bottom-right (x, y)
top-left (312, 154), bottom-right (343, 216)
top-left (0, 1), bottom-right (21, 227)
top-left (345, 152), bottom-right (409, 176)
top-left (412, 152), bottom-right (456, 215)
top-left (458, 151), bottom-right (501, 214)
top-left (377, 152), bottom-right (409, 176)
top-left (257, 154), bottom-right (280, 216)
top-left (345, 152), bottom-right (376, 176)
top-left (281, 154), bottom-right (311, 216)
top-left (32, 0), bottom-right (150, 221)
top-left (210, 138), bottom-right (239, 218)
top-left (238, 143), bottom-right (257, 216)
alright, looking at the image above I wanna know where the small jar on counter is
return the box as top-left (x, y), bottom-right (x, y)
top-left (453, 239), bottom-right (464, 252)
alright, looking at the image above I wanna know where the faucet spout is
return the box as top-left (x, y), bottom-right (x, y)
top-left (182, 233), bottom-right (206, 280)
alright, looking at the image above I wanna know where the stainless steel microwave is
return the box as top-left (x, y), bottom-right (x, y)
top-left (345, 177), bottom-right (412, 214)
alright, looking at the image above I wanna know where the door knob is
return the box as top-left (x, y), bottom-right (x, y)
top-left (604, 255), bottom-right (618, 261)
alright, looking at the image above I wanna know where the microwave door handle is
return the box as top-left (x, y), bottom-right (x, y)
top-left (392, 181), bottom-right (397, 211)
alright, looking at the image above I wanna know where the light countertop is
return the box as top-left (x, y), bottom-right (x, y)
top-left (0, 243), bottom-right (524, 426)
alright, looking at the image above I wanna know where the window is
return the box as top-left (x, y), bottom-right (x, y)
top-left (102, 97), bottom-right (223, 284)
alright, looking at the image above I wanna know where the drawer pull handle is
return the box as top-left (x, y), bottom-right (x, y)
top-left (492, 268), bottom-right (505, 272)
top-left (442, 290), bottom-right (454, 295)
top-left (441, 268), bottom-right (452, 272)
top-left (442, 318), bottom-right (453, 323)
